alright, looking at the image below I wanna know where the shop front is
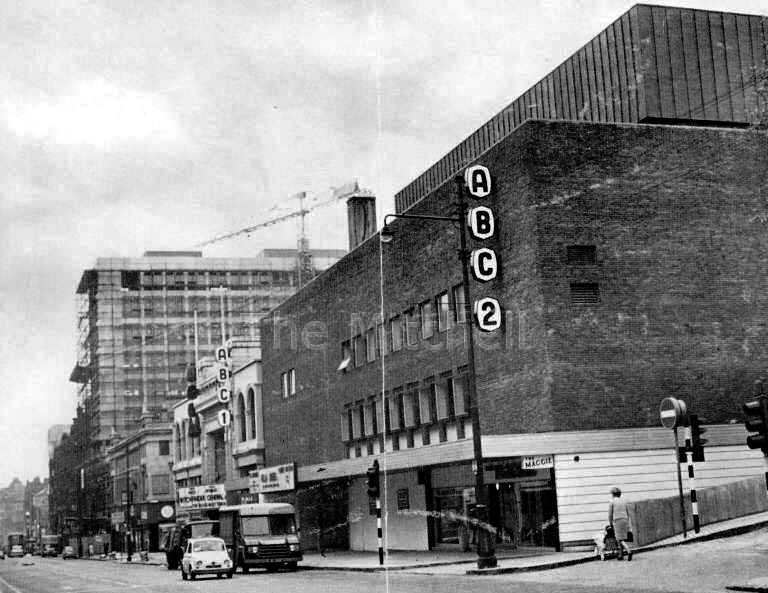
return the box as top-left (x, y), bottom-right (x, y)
top-left (428, 456), bottom-right (558, 551)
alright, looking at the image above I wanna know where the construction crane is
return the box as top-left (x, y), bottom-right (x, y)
top-left (195, 180), bottom-right (363, 287)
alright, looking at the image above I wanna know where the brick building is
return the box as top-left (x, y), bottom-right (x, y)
top-left (259, 5), bottom-right (768, 552)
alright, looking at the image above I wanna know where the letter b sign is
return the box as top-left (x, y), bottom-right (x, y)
top-left (468, 206), bottom-right (494, 240)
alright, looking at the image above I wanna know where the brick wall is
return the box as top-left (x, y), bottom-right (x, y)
top-left (261, 120), bottom-right (768, 467)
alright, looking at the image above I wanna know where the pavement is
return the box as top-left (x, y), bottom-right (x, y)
top-left (76, 510), bottom-right (768, 579)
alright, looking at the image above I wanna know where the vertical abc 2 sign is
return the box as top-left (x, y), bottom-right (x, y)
top-left (464, 165), bottom-right (501, 332)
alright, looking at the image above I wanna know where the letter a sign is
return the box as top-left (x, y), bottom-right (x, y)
top-left (464, 165), bottom-right (492, 199)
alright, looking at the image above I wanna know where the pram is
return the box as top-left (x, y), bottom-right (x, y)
top-left (594, 525), bottom-right (622, 561)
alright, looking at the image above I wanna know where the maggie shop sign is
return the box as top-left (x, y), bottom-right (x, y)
top-left (464, 165), bottom-right (501, 332)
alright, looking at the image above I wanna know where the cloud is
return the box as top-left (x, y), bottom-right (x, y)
top-left (2, 79), bottom-right (184, 148)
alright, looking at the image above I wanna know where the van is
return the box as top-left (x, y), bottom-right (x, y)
top-left (164, 520), bottom-right (219, 570)
top-left (219, 503), bottom-right (302, 572)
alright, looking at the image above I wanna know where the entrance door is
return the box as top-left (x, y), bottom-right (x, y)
top-left (519, 486), bottom-right (558, 547)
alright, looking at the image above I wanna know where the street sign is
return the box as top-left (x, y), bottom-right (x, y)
top-left (474, 297), bottom-right (501, 332)
top-left (464, 165), bottom-right (492, 198)
top-left (468, 206), bottom-right (495, 240)
top-left (660, 397), bottom-right (687, 429)
top-left (470, 248), bottom-right (498, 282)
top-left (218, 387), bottom-right (231, 404)
top-left (217, 409), bottom-right (231, 426)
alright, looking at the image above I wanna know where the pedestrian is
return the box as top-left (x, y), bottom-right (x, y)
top-left (608, 487), bottom-right (633, 560)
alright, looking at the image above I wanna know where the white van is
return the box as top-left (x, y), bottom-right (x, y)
top-left (219, 503), bottom-right (302, 573)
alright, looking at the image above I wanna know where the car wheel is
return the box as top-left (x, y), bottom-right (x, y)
top-left (190, 571), bottom-right (196, 581)
top-left (217, 573), bottom-right (223, 578)
top-left (181, 567), bottom-right (188, 581)
top-left (226, 571), bottom-right (233, 579)
top-left (287, 562), bottom-right (297, 572)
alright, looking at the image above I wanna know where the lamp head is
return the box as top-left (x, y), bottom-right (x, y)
top-left (379, 223), bottom-right (394, 244)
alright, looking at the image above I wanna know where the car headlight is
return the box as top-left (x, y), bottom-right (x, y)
top-left (289, 543), bottom-right (300, 552)
top-left (249, 546), bottom-right (259, 553)
top-left (195, 560), bottom-right (203, 568)
top-left (223, 559), bottom-right (232, 567)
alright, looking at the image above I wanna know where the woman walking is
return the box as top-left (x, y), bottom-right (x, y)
top-left (608, 487), bottom-right (633, 560)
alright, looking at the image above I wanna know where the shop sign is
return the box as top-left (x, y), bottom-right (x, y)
top-left (522, 455), bottom-right (554, 470)
top-left (249, 462), bottom-right (296, 494)
top-left (111, 511), bottom-right (125, 526)
top-left (177, 484), bottom-right (227, 510)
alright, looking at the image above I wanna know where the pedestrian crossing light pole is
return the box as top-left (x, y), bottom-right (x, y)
top-left (366, 460), bottom-right (383, 565)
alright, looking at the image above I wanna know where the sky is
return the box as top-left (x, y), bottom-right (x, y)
top-left (1, 0), bottom-right (766, 487)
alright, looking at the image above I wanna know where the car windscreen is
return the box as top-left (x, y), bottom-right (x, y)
top-left (241, 515), bottom-right (296, 536)
top-left (192, 540), bottom-right (224, 552)
top-left (189, 523), bottom-right (217, 538)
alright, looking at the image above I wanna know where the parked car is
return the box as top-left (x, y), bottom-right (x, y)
top-left (8, 545), bottom-right (24, 558)
top-left (180, 537), bottom-right (233, 581)
top-left (165, 520), bottom-right (219, 570)
top-left (61, 545), bottom-right (77, 559)
top-left (0, 548), bottom-right (6, 559)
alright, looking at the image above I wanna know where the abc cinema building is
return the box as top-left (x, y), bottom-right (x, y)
top-left (259, 5), bottom-right (768, 552)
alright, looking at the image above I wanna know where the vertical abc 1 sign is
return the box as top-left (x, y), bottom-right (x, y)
top-left (464, 165), bottom-right (501, 332)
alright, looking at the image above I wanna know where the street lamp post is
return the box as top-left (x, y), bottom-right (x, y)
top-left (379, 175), bottom-right (497, 569)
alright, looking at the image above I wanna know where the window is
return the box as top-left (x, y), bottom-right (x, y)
top-left (354, 334), bottom-right (365, 367)
top-left (338, 341), bottom-right (352, 372)
top-left (452, 374), bottom-right (469, 417)
top-left (341, 410), bottom-right (351, 442)
top-left (351, 407), bottom-right (362, 439)
top-left (158, 440), bottom-right (170, 456)
top-left (567, 245), bottom-right (596, 265)
top-left (377, 322), bottom-right (388, 357)
top-left (405, 308), bottom-right (419, 346)
top-left (363, 401), bottom-right (376, 436)
top-left (436, 292), bottom-right (450, 332)
top-left (570, 282), bottom-right (600, 305)
top-left (388, 394), bottom-right (402, 432)
top-left (365, 328), bottom-right (376, 362)
top-left (390, 316), bottom-right (403, 351)
top-left (280, 369), bottom-right (296, 398)
top-left (403, 390), bottom-right (419, 428)
top-left (452, 284), bottom-right (466, 324)
top-left (435, 378), bottom-right (454, 420)
top-left (420, 300), bottom-right (434, 339)
top-left (419, 386), bottom-right (436, 425)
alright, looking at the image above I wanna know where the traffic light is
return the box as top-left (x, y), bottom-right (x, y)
top-left (689, 414), bottom-right (707, 462)
top-left (187, 402), bottom-right (201, 437)
top-left (743, 393), bottom-right (768, 453)
top-left (366, 460), bottom-right (380, 499)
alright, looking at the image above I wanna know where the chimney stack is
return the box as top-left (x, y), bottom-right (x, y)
top-left (346, 188), bottom-right (377, 251)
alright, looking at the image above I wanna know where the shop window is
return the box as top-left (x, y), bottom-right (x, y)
top-left (436, 292), bottom-right (450, 331)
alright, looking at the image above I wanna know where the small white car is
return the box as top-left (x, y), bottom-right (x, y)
top-left (181, 537), bottom-right (233, 581)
